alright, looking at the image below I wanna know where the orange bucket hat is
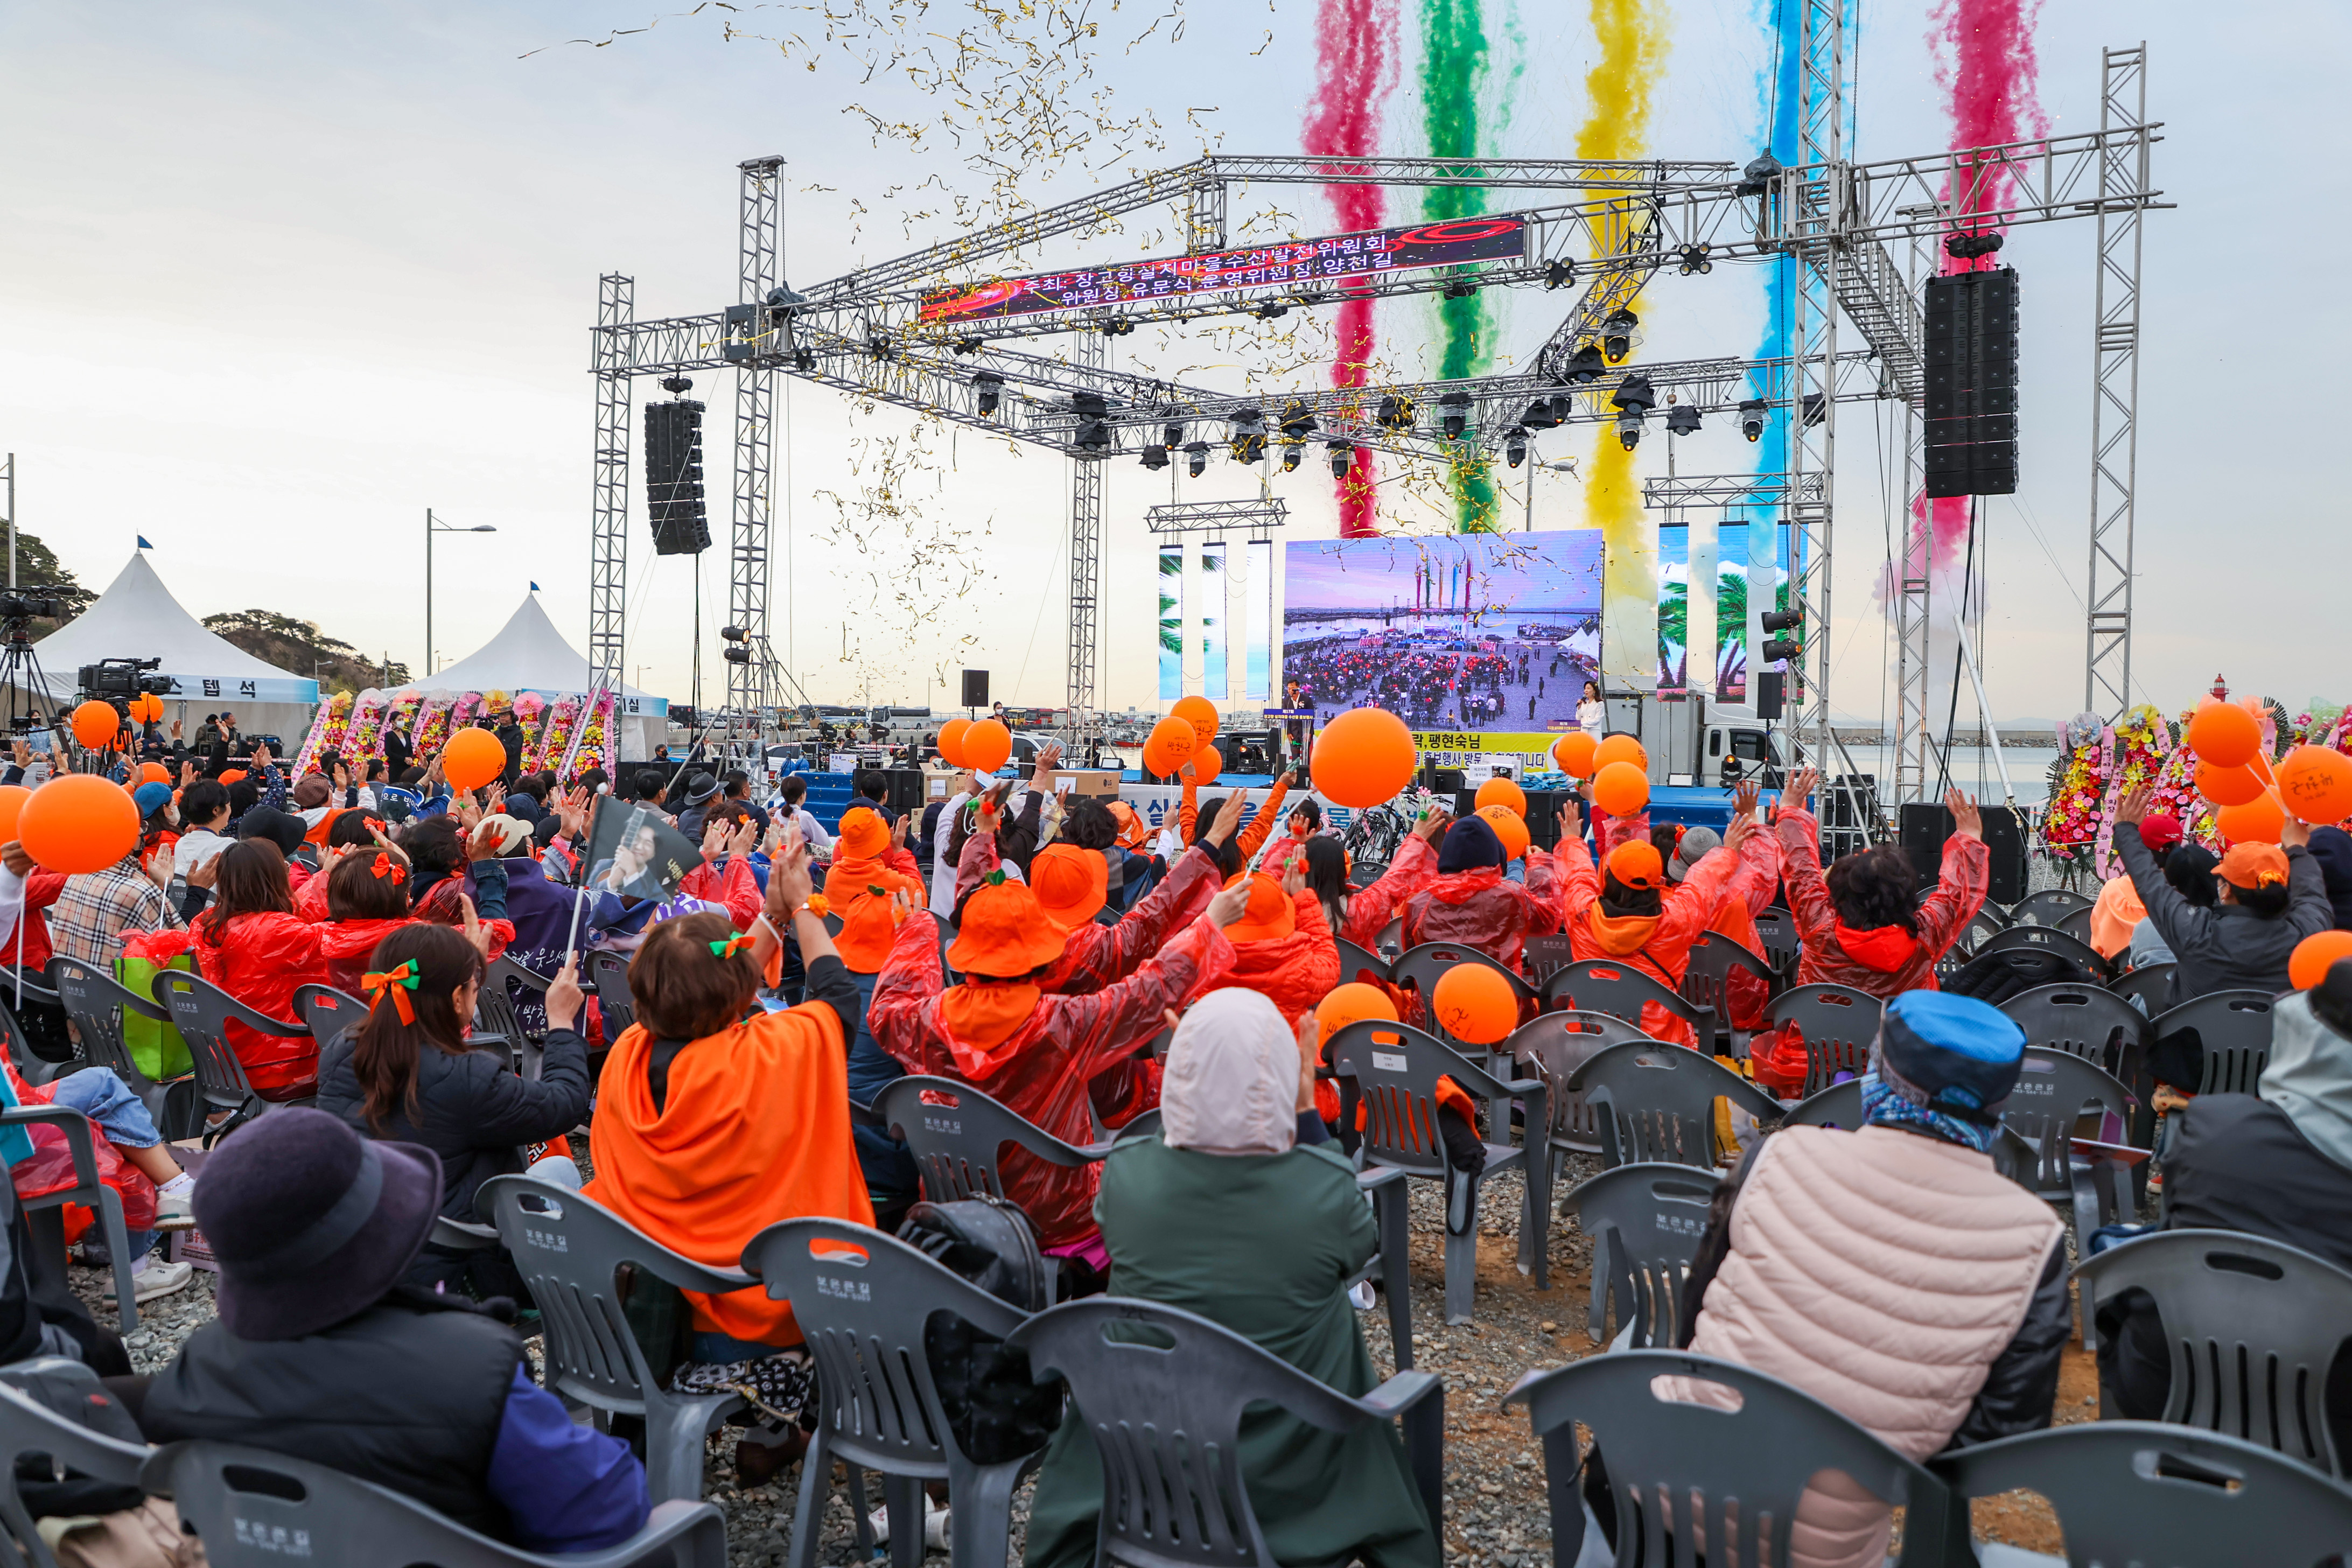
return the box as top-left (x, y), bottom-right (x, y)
top-left (1105, 800), bottom-right (1150, 851)
top-left (2215, 842), bottom-right (2290, 891)
top-left (1604, 840), bottom-right (1667, 891)
top-left (1220, 871), bottom-right (1296, 944)
top-left (836, 806), bottom-right (890, 861)
top-left (946, 876), bottom-right (1070, 977)
top-left (1030, 843), bottom-right (1109, 930)
top-left (832, 888), bottom-right (906, 973)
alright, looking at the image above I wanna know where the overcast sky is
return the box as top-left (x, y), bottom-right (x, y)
top-left (3, 1), bottom-right (2343, 724)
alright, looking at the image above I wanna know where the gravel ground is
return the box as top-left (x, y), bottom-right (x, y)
top-left (66, 1151), bottom-right (2112, 1566)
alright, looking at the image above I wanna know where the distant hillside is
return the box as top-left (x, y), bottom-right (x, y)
top-left (202, 610), bottom-right (410, 695)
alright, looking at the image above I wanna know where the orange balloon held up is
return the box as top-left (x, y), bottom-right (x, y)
top-left (1592, 760), bottom-right (1650, 818)
top-left (135, 762), bottom-right (171, 787)
top-left (1551, 732), bottom-right (1599, 779)
top-left (439, 728), bottom-right (506, 792)
top-left (1593, 733), bottom-right (1648, 774)
top-left (1476, 802), bottom-right (1531, 861)
top-left (1184, 744), bottom-right (1222, 786)
top-left (935, 718), bottom-right (970, 768)
top-left (1143, 716), bottom-right (1197, 777)
top-left (1431, 962), bottom-right (1518, 1046)
top-left (961, 718), bottom-right (1013, 773)
top-left (2187, 702), bottom-right (2260, 769)
top-left (2289, 930), bottom-right (2352, 992)
top-left (0, 785), bottom-right (30, 843)
top-left (1315, 981), bottom-right (1399, 1051)
top-left (1310, 708), bottom-right (1416, 808)
top-left (18, 775), bottom-right (141, 874)
top-left (2195, 762), bottom-right (2266, 808)
top-left (2214, 793), bottom-right (2285, 845)
top-left (2277, 745), bottom-right (2352, 825)
top-left (1474, 776), bottom-right (1527, 817)
top-left (1170, 695), bottom-right (1221, 747)
top-left (71, 701), bottom-right (120, 750)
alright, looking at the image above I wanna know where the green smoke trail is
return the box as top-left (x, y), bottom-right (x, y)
top-left (1420, 0), bottom-right (1497, 531)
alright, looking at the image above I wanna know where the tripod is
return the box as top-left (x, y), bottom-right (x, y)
top-left (0, 617), bottom-right (58, 738)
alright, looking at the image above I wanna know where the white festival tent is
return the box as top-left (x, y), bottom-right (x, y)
top-left (390, 593), bottom-right (670, 762)
top-left (25, 553), bottom-right (320, 746)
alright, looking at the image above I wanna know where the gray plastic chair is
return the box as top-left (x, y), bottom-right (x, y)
top-left (1679, 930), bottom-right (1776, 1052)
top-left (1762, 983), bottom-right (1884, 1097)
top-left (1, 1107), bottom-right (138, 1334)
top-left (1779, 1076), bottom-right (1865, 1131)
top-left (2000, 1046), bottom-right (2135, 1230)
top-left (1749, 905), bottom-right (1801, 977)
top-left (1334, 939), bottom-right (1392, 988)
top-left (474, 1175), bottom-right (757, 1504)
top-left (872, 1074), bottom-right (1114, 1254)
top-left (0, 1359), bottom-right (152, 1568)
top-left (1976, 921), bottom-right (2111, 978)
top-left (1006, 1298), bottom-right (1445, 1568)
top-left (1325, 1020), bottom-right (1551, 1325)
top-left (2000, 981), bottom-right (2146, 1074)
top-left (1390, 941), bottom-right (1538, 1057)
top-left (2149, 989), bottom-right (2276, 1096)
top-left (0, 982), bottom-right (67, 1091)
top-left (1522, 934), bottom-right (1579, 987)
top-left (2010, 888), bottom-right (2094, 927)
top-left (44, 958), bottom-right (176, 1134)
top-left (2072, 1229), bottom-right (2352, 1476)
top-left (291, 983), bottom-right (367, 1055)
top-left (2054, 904), bottom-right (2096, 946)
top-left (475, 956), bottom-right (556, 1074)
top-left (1542, 960), bottom-right (1715, 1044)
top-left (150, 970), bottom-right (310, 1140)
top-left (741, 1218), bottom-right (1045, 1568)
top-left (1566, 1039), bottom-right (1783, 1172)
top-left (1504, 1349), bottom-right (1955, 1568)
top-left (142, 1440), bottom-right (727, 1568)
top-left (2109, 960), bottom-right (2176, 1016)
top-left (1932, 1423), bottom-right (2352, 1568)
top-left (1504, 1010), bottom-right (1647, 1160)
top-left (586, 948), bottom-right (636, 1043)
top-left (1562, 1163), bottom-right (1721, 1349)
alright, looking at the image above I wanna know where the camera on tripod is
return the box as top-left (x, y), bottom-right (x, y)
top-left (0, 593), bottom-right (62, 624)
top-left (78, 658), bottom-right (172, 706)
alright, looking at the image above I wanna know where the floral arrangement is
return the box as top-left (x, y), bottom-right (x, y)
top-left (297, 691), bottom-right (358, 777)
top-left (2090, 704), bottom-right (2169, 879)
top-left (564, 689), bottom-right (617, 780)
top-left (2145, 709), bottom-right (2217, 850)
top-left (289, 702), bottom-right (335, 778)
top-left (409, 695), bottom-right (455, 759)
top-left (529, 694), bottom-right (584, 774)
top-left (447, 691), bottom-right (484, 735)
top-left (383, 691), bottom-right (425, 757)
top-left (484, 688), bottom-right (513, 717)
top-left (2037, 711), bottom-right (2113, 859)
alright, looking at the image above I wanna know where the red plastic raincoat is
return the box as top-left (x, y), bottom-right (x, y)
top-left (1555, 835), bottom-right (1751, 1050)
top-left (1338, 835), bottom-right (1439, 950)
top-left (1400, 848), bottom-right (1566, 974)
top-left (1195, 888), bottom-right (1340, 1028)
top-left (191, 912), bottom-right (330, 1098)
top-left (1777, 806), bottom-right (1987, 996)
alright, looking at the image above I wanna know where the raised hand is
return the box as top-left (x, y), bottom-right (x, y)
top-left (701, 817), bottom-right (730, 860)
top-left (891, 810), bottom-right (914, 849)
top-left (0, 842), bottom-right (27, 878)
top-left (1780, 768), bottom-right (1819, 816)
top-left (1206, 791), bottom-right (1247, 846)
top-left (544, 954), bottom-right (585, 1033)
top-left (766, 831), bottom-right (815, 915)
top-left (1945, 789), bottom-right (1985, 842)
top-left (1294, 1009), bottom-right (1322, 1114)
top-left (2110, 782), bottom-right (2152, 829)
top-left (730, 816), bottom-right (761, 857)
top-left (1205, 881), bottom-right (1254, 929)
top-left (1724, 814), bottom-right (1761, 855)
top-left (459, 893), bottom-right (488, 956)
top-left (2283, 812), bottom-right (2313, 850)
top-left (1415, 806), bottom-right (1452, 844)
top-left (1279, 852), bottom-right (1307, 899)
top-left (466, 820), bottom-right (507, 862)
top-left (1732, 779), bottom-right (1760, 821)
top-left (1557, 798), bottom-right (1583, 845)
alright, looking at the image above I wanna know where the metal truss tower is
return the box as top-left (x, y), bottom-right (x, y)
top-left (730, 157), bottom-right (785, 718)
top-left (589, 274), bottom-right (634, 705)
top-left (2084, 45), bottom-right (2148, 718)
top-left (1069, 333), bottom-right (1106, 737)
top-left (1892, 224), bottom-right (1935, 806)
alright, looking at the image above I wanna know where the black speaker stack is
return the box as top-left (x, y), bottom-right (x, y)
top-left (644, 400), bottom-right (712, 555)
top-left (1899, 802), bottom-right (2028, 906)
top-left (961, 670), bottom-right (990, 708)
top-left (1923, 267), bottom-right (2020, 499)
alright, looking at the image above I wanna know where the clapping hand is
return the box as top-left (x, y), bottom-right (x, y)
top-left (1732, 779), bottom-right (1761, 821)
top-left (766, 831), bottom-right (815, 917)
top-left (1206, 792), bottom-right (1247, 846)
top-left (701, 817), bottom-right (730, 860)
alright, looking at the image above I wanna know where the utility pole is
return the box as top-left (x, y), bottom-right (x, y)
top-left (4, 453), bottom-right (15, 589)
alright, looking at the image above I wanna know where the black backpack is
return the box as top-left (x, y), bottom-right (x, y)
top-left (898, 1197), bottom-right (1062, 1463)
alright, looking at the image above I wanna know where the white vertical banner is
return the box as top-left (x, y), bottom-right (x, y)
top-left (1200, 540), bottom-right (1228, 698)
top-left (1688, 515), bottom-right (1718, 699)
top-left (1244, 538), bottom-right (1272, 701)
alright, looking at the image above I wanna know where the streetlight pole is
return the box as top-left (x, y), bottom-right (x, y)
top-left (425, 509), bottom-right (498, 677)
top-left (1523, 460), bottom-right (1578, 532)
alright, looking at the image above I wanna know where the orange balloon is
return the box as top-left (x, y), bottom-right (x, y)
top-left (1476, 802), bottom-right (1531, 860)
top-left (135, 762), bottom-right (171, 787)
top-left (1184, 744), bottom-right (1222, 786)
top-left (1171, 696), bottom-right (1221, 747)
top-left (2290, 930), bottom-right (2352, 992)
top-left (2196, 762), bottom-right (2265, 808)
top-left (2187, 702), bottom-right (2261, 769)
top-left (1311, 708), bottom-right (1417, 809)
top-left (1144, 716), bottom-right (1196, 773)
top-left (2277, 745), bottom-right (2352, 825)
top-left (1431, 962), bottom-right (1519, 1046)
top-left (1592, 760), bottom-right (1650, 818)
top-left (2214, 793), bottom-right (2285, 845)
top-left (440, 727), bottom-right (506, 792)
top-left (935, 718), bottom-right (970, 768)
top-left (18, 775), bottom-right (140, 874)
top-left (1594, 733), bottom-right (1648, 773)
top-left (962, 718), bottom-right (1013, 773)
top-left (0, 785), bottom-right (29, 843)
top-left (1551, 732), bottom-right (1600, 778)
top-left (1474, 776), bottom-right (1527, 816)
top-left (71, 701), bottom-right (120, 750)
top-left (1315, 980), bottom-right (1399, 1050)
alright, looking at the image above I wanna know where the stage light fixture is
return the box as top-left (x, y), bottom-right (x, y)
top-left (792, 348), bottom-right (817, 370)
top-left (1376, 395), bottom-right (1415, 432)
top-left (1760, 608), bottom-right (1803, 661)
top-left (1140, 444), bottom-right (1170, 472)
top-left (1184, 441), bottom-right (1210, 478)
top-left (1609, 375), bottom-right (1657, 414)
top-left (1614, 411), bottom-right (1644, 450)
top-left (1072, 391), bottom-right (1111, 451)
top-left (1521, 398), bottom-right (1564, 431)
top-left (722, 625), bottom-right (748, 642)
top-left (1737, 152), bottom-right (1783, 198)
top-left (1802, 392), bottom-right (1826, 428)
top-left (1282, 444), bottom-right (1303, 473)
top-left (1255, 302), bottom-right (1289, 320)
top-left (1944, 230), bottom-right (2005, 260)
top-left (1442, 279), bottom-right (1478, 300)
top-left (1760, 637), bottom-right (1801, 663)
top-left (1327, 441), bottom-right (1353, 478)
top-left (1503, 426), bottom-right (1529, 468)
top-left (764, 283), bottom-right (809, 313)
top-left (1665, 404), bottom-right (1703, 436)
top-left (1163, 421), bottom-right (1186, 448)
top-left (724, 645), bottom-right (752, 665)
top-left (1564, 344), bottom-right (1608, 383)
top-left (952, 337), bottom-right (985, 355)
top-left (1228, 409), bottom-right (1268, 464)
top-left (1677, 244), bottom-right (1713, 275)
top-left (867, 334), bottom-right (894, 361)
top-left (1738, 398), bottom-right (1767, 442)
top-left (1601, 310), bottom-right (1639, 363)
top-left (972, 371), bottom-right (1005, 417)
top-left (1438, 392), bottom-right (1472, 441)
top-left (1545, 258), bottom-right (1574, 290)
top-left (1101, 317), bottom-right (1136, 337)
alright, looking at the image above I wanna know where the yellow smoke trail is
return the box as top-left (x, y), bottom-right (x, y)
top-left (1574, 0), bottom-right (1672, 686)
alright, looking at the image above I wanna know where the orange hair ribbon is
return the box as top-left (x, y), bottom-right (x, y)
top-left (369, 853), bottom-right (408, 884)
top-left (361, 960), bottom-right (420, 1026)
top-left (709, 933), bottom-right (756, 960)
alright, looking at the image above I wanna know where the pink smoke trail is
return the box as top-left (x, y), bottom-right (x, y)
top-left (1304, 0), bottom-right (1395, 537)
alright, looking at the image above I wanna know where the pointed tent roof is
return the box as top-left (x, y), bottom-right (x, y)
top-left (395, 594), bottom-right (665, 709)
top-left (29, 554), bottom-right (318, 702)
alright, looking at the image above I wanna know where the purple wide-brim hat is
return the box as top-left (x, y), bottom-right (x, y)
top-left (192, 1108), bottom-right (444, 1342)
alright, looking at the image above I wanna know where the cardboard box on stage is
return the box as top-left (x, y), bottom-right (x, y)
top-left (1059, 771), bottom-right (1123, 799)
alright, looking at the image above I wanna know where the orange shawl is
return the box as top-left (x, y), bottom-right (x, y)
top-left (585, 1005), bottom-right (874, 1346)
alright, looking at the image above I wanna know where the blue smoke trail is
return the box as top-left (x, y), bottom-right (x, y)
top-left (1735, 0), bottom-right (1803, 694)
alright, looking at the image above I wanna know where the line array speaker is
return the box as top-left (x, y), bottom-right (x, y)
top-left (1923, 267), bottom-right (2020, 498)
top-left (644, 400), bottom-right (712, 556)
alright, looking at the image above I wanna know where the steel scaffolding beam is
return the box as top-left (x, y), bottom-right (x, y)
top-left (1782, 0), bottom-right (1847, 765)
top-left (2085, 44), bottom-right (2149, 718)
top-left (1069, 332), bottom-right (1106, 737)
top-left (590, 274), bottom-right (633, 706)
top-left (730, 157), bottom-right (785, 719)
top-left (1892, 225), bottom-right (1935, 807)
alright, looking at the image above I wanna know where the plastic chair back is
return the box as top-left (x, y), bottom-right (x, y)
top-left (149, 971), bottom-right (296, 1132)
top-left (1563, 1164), bottom-right (1721, 1348)
top-left (873, 1075), bottom-right (1106, 1207)
top-left (43, 958), bottom-right (170, 1102)
top-left (1521, 934), bottom-right (1578, 988)
top-left (1679, 931), bottom-right (1775, 1040)
top-left (1999, 1046), bottom-right (2130, 1199)
top-left (2150, 990), bottom-right (2276, 1097)
top-left (0, 982), bottom-right (65, 1091)
top-left (1934, 1422), bottom-right (2352, 1565)
top-left (1324, 1021), bottom-right (1525, 1180)
top-left (1334, 939), bottom-right (1392, 988)
top-left (2109, 960), bottom-right (2176, 1016)
top-left (2010, 888), bottom-right (2094, 927)
top-left (292, 984), bottom-right (367, 1055)
top-left (1566, 1039), bottom-right (1783, 1171)
top-left (1780, 1077), bottom-right (1864, 1131)
top-left (0, 1361), bottom-right (151, 1568)
top-left (587, 949), bottom-right (636, 1041)
top-left (1749, 906), bottom-right (1800, 975)
top-left (1975, 921), bottom-right (2110, 978)
top-left (2073, 1229), bottom-right (2352, 1476)
top-left (2000, 981), bottom-right (2146, 1074)
top-left (1504, 1350), bottom-right (1953, 1568)
top-left (1006, 1298), bottom-right (1444, 1568)
top-left (141, 1439), bottom-right (729, 1568)
top-left (1762, 983), bottom-right (1883, 1097)
top-left (1541, 960), bottom-right (1712, 1041)
top-left (475, 956), bottom-right (555, 1048)
top-left (2055, 905), bottom-right (2096, 944)
top-left (1390, 942), bottom-right (1537, 1052)
top-left (1503, 1011), bottom-right (1643, 1156)
top-left (1, 1108), bottom-right (139, 1333)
